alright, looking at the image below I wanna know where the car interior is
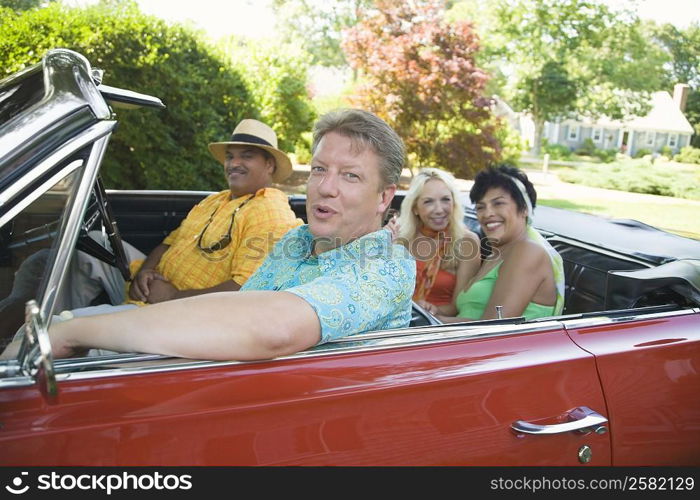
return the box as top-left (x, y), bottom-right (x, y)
top-left (105, 188), bottom-right (699, 320)
top-left (2, 182), bottom-right (698, 352)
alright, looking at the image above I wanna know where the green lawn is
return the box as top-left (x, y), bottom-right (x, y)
top-left (518, 158), bottom-right (700, 240)
top-left (538, 197), bottom-right (700, 239)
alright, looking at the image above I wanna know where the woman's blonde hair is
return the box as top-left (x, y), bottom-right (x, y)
top-left (397, 168), bottom-right (467, 270)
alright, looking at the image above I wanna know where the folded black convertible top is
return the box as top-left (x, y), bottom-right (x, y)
top-left (531, 205), bottom-right (700, 265)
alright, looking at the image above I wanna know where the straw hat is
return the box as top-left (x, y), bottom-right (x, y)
top-left (208, 119), bottom-right (293, 183)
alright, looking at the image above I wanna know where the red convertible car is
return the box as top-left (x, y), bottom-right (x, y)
top-left (0, 49), bottom-right (699, 466)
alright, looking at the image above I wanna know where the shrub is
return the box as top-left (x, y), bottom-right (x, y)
top-left (592, 148), bottom-right (617, 163)
top-left (224, 37), bottom-right (316, 154)
top-left (574, 138), bottom-right (597, 156)
top-left (0, 2), bottom-right (262, 190)
top-left (293, 132), bottom-right (313, 165)
top-left (660, 145), bottom-right (673, 158)
top-left (542, 142), bottom-right (573, 160)
top-left (494, 120), bottom-right (526, 166)
top-left (1, 2), bottom-right (316, 189)
top-left (633, 148), bottom-right (652, 159)
top-left (557, 159), bottom-right (700, 200)
top-left (674, 146), bottom-right (700, 165)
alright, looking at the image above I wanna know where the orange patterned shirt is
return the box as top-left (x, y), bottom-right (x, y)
top-left (129, 188), bottom-right (301, 297)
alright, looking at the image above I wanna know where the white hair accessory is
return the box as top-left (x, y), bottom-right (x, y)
top-left (507, 175), bottom-right (533, 224)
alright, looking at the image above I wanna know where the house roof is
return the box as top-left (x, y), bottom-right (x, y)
top-left (579, 91), bottom-right (694, 134)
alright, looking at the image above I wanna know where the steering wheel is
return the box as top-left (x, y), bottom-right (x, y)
top-left (76, 175), bottom-right (131, 280)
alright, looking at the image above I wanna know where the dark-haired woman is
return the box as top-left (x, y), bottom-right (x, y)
top-left (437, 165), bottom-right (565, 322)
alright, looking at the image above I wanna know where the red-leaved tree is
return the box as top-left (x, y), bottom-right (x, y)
top-left (342, 0), bottom-right (502, 177)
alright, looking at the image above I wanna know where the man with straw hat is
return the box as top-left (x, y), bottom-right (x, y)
top-left (67, 118), bottom-right (302, 309)
top-left (25, 109), bottom-right (415, 361)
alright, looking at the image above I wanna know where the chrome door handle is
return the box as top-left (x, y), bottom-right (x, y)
top-left (511, 406), bottom-right (608, 435)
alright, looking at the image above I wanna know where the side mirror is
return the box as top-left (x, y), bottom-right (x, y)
top-left (20, 300), bottom-right (58, 399)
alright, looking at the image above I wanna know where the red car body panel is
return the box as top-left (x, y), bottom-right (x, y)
top-left (567, 312), bottom-right (700, 465)
top-left (0, 326), bottom-right (612, 465)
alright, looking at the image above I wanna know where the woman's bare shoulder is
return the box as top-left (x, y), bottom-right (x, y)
top-left (505, 238), bottom-right (548, 267)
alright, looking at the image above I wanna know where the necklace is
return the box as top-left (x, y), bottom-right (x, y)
top-left (197, 194), bottom-right (254, 253)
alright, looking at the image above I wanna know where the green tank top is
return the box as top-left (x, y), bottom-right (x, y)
top-left (455, 262), bottom-right (556, 321)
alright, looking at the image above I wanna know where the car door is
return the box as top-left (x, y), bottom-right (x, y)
top-left (565, 309), bottom-right (700, 465)
top-left (1, 321), bottom-right (611, 465)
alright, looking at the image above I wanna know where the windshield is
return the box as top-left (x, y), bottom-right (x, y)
top-left (0, 167), bottom-right (81, 351)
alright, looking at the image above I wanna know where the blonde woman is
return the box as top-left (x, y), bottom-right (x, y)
top-left (395, 168), bottom-right (481, 315)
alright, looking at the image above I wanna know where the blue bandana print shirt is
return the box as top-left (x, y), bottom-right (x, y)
top-left (241, 225), bottom-right (416, 344)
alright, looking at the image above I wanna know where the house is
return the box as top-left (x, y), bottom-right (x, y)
top-left (512, 84), bottom-right (694, 157)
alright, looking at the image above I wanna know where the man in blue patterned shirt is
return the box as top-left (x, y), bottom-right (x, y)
top-left (43, 109), bottom-right (416, 361)
top-left (242, 224), bottom-right (413, 344)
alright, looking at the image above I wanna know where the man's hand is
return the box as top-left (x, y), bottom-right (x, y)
top-left (129, 268), bottom-right (166, 302)
top-left (146, 279), bottom-right (179, 304)
top-left (384, 212), bottom-right (400, 243)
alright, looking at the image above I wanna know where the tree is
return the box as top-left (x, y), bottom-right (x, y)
top-left (1, 1), bottom-right (259, 190)
top-left (220, 36), bottom-right (316, 156)
top-left (342, 0), bottom-right (501, 177)
top-left (651, 22), bottom-right (700, 89)
top-left (486, 0), bottom-right (667, 155)
top-left (0, 0), bottom-right (54, 11)
top-left (445, 0), bottom-right (505, 97)
top-left (649, 22), bottom-right (700, 147)
top-left (685, 91), bottom-right (700, 148)
top-left (271, 0), bottom-right (370, 68)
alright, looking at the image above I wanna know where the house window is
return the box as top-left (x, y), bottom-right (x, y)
top-left (668, 133), bottom-right (678, 148)
top-left (645, 131), bottom-right (655, 147)
top-left (567, 124), bottom-right (580, 141)
top-left (592, 128), bottom-right (603, 143)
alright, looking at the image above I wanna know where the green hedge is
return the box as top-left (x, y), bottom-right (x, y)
top-left (0, 2), bottom-right (313, 190)
top-left (674, 146), bottom-right (700, 165)
top-left (633, 148), bottom-right (652, 159)
top-left (224, 37), bottom-right (316, 157)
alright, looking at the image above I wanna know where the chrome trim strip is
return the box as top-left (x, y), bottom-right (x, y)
top-left (5, 308), bottom-right (697, 387)
top-left (0, 121), bottom-right (115, 208)
top-left (105, 189), bottom-right (216, 197)
top-left (34, 321), bottom-right (565, 383)
top-left (327, 319), bottom-right (541, 343)
top-left (70, 50), bottom-right (111, 120)
top-left (0, 161), bottom-right (81, 229)
top-left (0, 376), bottom-right (36, 390)
top-left (40, 134), bottom-right (113, 323)
top-left (0, 361), bottom-right (21, 378)
top-left (562, 308), bottom-right (695, 330)
top-left (56, 353), bottom-right (164, 370)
